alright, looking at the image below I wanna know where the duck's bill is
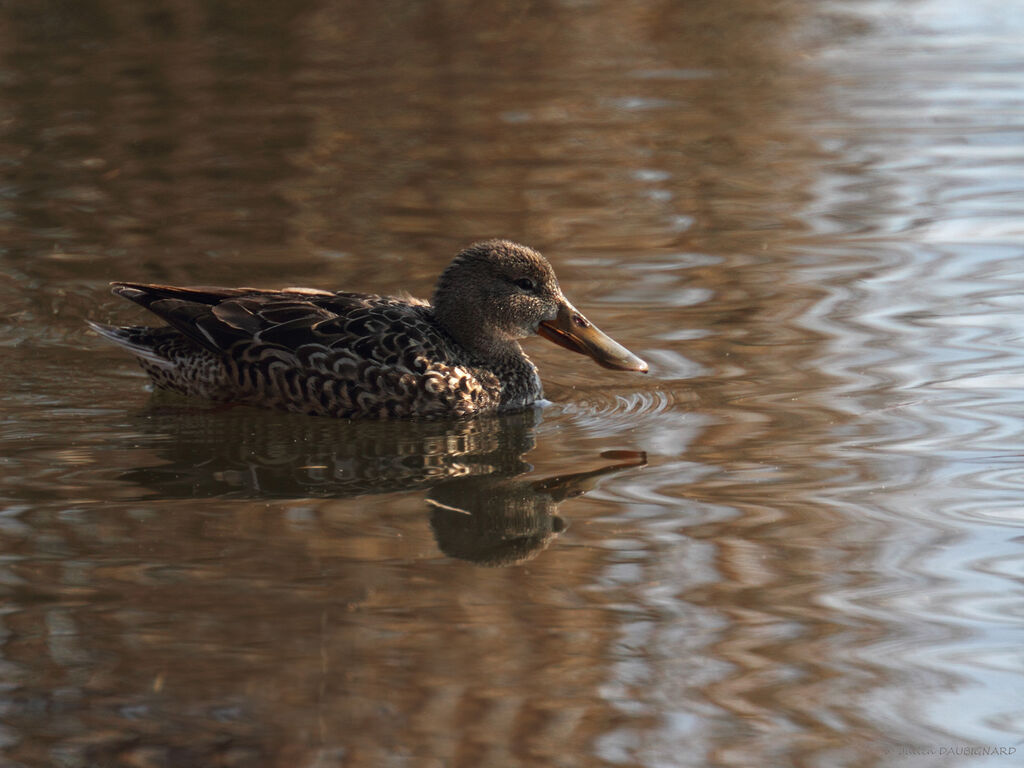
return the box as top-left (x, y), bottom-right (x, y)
top-left (537, 302), bottom-right (648, 373)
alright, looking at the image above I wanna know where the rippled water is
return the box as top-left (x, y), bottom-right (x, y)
top-left (2, 1), bottom-right (1023, 766)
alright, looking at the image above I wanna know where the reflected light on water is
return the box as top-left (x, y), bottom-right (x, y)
top-left (1, 0), bottom-right (1023, 766)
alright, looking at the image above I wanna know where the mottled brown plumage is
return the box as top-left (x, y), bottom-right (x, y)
top-left (88, 240), bottom-right (647, 418)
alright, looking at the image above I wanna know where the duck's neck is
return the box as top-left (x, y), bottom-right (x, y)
top-left (431, 302), bottom-right (541, 405)
top-left (462, 336), bottom-right (540, 407)
top-left (432, 297), bottom-right (517, 363)
top-left (495, 351), bottom-right (543, 408)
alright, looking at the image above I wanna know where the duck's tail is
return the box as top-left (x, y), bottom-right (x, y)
top-left (86, 320), bottom-right (177, 368)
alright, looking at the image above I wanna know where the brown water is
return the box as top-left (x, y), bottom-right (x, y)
top-left (2, 1), bottom-right (1023, 766)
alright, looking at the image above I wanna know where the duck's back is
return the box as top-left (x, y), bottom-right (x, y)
top-left (89, 284), bottom-right (505, 418)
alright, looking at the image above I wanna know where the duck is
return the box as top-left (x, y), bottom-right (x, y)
top-left (87, 239), bottom-right (648, 418)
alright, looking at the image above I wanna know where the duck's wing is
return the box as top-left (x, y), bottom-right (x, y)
top-left (113, 282), bottom-right (443, 354)
top-left (112, 282), bottom-right (459, 365)
top-left (110, 282), bottom-right (369, 354)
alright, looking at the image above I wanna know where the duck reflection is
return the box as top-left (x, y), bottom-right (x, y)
top-left (427, 451), bottom-right (645, 566)
top-left (120, 402), bottom-right (645, 565)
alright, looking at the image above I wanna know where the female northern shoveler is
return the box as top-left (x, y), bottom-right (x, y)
top-left (88, 240), bottom-right (648, 418)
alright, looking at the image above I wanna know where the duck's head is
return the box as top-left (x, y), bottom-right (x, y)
top-left (432, 240), bottom-right (648, 372)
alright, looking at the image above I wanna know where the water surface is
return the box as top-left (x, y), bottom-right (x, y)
top-left (1, 1), bottom-right (1023, 766)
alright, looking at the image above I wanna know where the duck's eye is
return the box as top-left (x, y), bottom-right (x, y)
top-left (514, 277), bottom-right (536, 292)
